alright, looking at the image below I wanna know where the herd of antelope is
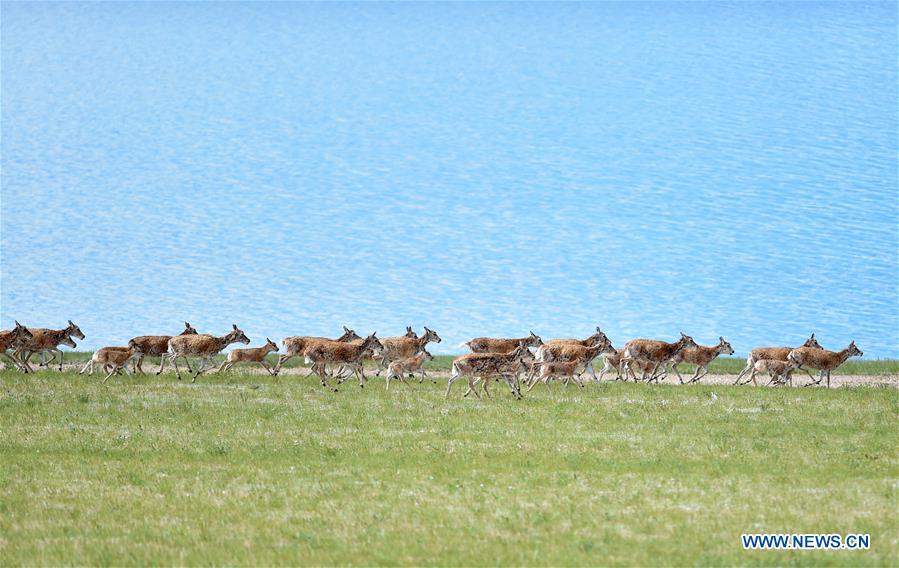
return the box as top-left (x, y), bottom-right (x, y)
top-left (0, 320), bottom-right (865, 397)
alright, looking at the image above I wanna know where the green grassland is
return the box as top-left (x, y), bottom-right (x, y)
top-left (1, 366), bottom-right (896, 565)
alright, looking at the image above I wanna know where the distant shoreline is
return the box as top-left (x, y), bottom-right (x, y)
top-left (23, 352), bottom-right (899, 377)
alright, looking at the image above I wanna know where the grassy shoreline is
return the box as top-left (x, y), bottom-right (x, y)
top-left (37, 352), bottom-right (899, 375)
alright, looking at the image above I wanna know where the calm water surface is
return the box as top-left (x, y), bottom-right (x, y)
top-left (2, 2), bottom-right (897, 356)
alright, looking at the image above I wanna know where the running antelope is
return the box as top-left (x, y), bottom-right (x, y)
top-left (788, 341), bottom-right (863, 388)
top-left (465, 346), bottom-right (537, 398)
top-left (459, 331), bottom-right (542, 354)
top-left (734, 334), bottom-right (822, 385)
top-left (596, 348), bottom-right (625, 381)
top-left (128, 322), bottom-right (199, 374)
top-left (748, 358), bottom-right (801, 386)
top-left (447, 342), bottom-right (532, 400)
top-left (527, 342), bottom-right (616, 389)
top-left (666, 336), bottom-right (735, 384)
top-left (527, 360), bottom-right (587, 391)
top-left (0, 322), bottom-right (33, 372)
top-left (218, 338), bottom-right (279, 375)
top-left (276, 326), bottom-right (360, 373)
top-left (166, 324), bottom-right (251, 381)
top-left (536, 327), bottom-right (609, 359)
top-left (531, 340), bottom-right (611, 383)
top-left (620, 333), bottom-right (698, 382)
top-left (15, 320), bottom-right (85, 372)
top-left (385, 349), bottom-right (433, 390)
top-left (624, 356), bottom-right (663, 381)
top-left (304, 333), bottom-right (382, 391)
top-left (80, 343), bottom-right (144, 383)
top-left (375, 326), bottom-right (442, 375)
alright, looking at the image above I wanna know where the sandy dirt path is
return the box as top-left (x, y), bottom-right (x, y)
top-left (54, 361), bottom-right (899, 389)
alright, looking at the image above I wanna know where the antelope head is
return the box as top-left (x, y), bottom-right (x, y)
top-left (265, 338), bottom-right (279, 352)
top-left (847, 341), bottom-right (863, 358)
top-left (227, 324), bottom-right (251, 345)
top-left (527, 331), bottom-right (543, 348)
top-left (718, 336), bottom-right (735, 355)
top-left (363, 333), bottom-right (383, 355)
top-left (423, 326), bottom-right (442, 343)
top-left (404, 326), bottom-right (418, 338)
top-left (67, 320), bottom-right (85, 340)
top-left (339, 326), bottom-right (362, 342)
top-left (421, 348), bottom-right (434, 363)
top-left (12, 321), bottom-right (33, 343)
top-left (803, 333), bottom-right (822, 349)
top-left (676, 332), bottom-right (697, 352)
top-left (181, 322), bottom-right (199, 335)
top-left (587, 326), bottom-right (609, 347)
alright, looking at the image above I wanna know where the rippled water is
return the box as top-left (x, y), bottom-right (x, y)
top-left (2, 2), bottom-right (896, 357)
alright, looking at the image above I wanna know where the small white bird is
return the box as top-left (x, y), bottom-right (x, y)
top-left (710, 392), bottom-right (718, 401)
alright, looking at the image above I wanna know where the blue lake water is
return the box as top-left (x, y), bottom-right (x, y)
top-left (2, 2), bottom-right (897, 357)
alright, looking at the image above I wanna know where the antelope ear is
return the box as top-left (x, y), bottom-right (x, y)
top-left (69, 320), bottom-right (75, 326)
top-left (344, 326), bottom-right (351, 332)
top-left (185, 321), bottom-right (190, 327)
top-left (596, 326), bottom-right (601, 332)
top-left (810, 333), bottom-right (815, 339)
top-left (232, 324), bottom-right (238, 330)
top-left (15, 320), bottom-right (21, 326)
top-left (267, 338), bottom-right (273, 344)
top-left (719, 336), bottom-right (724, 342)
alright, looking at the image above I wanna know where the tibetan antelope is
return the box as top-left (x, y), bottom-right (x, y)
top-left (375, 326), bottom-right (442, 375)
top-left (385, 349), bottom-right (433, 390)
top-left (788, 341), bottom-right (863, 388)
top-left (529, 342), bottom-right (617, 389)
top-left (748, 358), bottom-right (801, 386)
top-left (304, 333), bottom-right (382, 391)
top-left (530, 340), bottom-right (612, 384)
top-left (165, 324), bottom-right (250, 381)
top-left (464, 346), bottom-right (537, 398)
top-left (459, 331), bottom-right (542, 354)
top-left (536, 327), bottom-right (609, 360)
top-left (734, 334), bottom-right (822, 385)
top-left (218, 338), bottom-right (279, 375)
top-left (0, 322), bottom-right (33, 372)
top-left (127, 322), bottom-right (199, 374)
top-left (620, 333), bottom-right (698, 383)
top-left (80, 343), bottom-right (144, 383)
top-left (15, 320), bottom-right (85, 372)
top-left (666, 336), bottom-right (735, 384)
top-left (597, 347), bottom-right (626, 382)
top-left (447, 342), bottom-right (532, 400)
top-left (276, 326), bottom-right (361, 373)
top-left (527, 360), bottom-right (583, 391)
